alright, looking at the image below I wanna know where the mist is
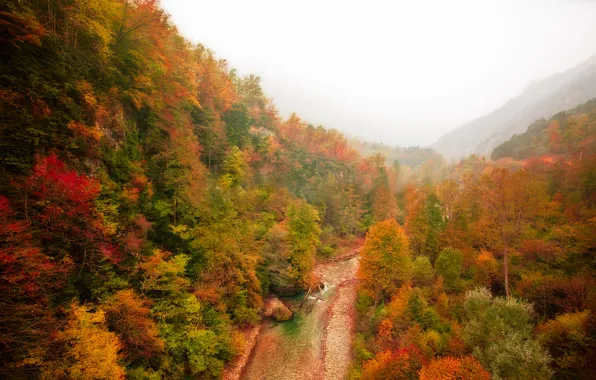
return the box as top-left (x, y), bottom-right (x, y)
top-left (160, 0), bottom-right (596, 146)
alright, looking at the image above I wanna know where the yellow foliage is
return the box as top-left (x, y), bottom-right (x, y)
top-left (359, 219), bottom-right (412, 303)
top-left (23, 304), bottom-right (124, 380)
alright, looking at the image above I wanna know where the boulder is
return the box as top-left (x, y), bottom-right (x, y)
top-left (272, 305), bottom-right (293, 322)
top-left (263, 297), bottom-right (293, 322)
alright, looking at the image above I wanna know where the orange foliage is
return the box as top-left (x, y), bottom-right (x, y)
top-left (361, 346), bottom-right (426, 380)
top-left (104, 289), bottom-right (164, 360)
top-left (419, 356), bottom-right (490, 380)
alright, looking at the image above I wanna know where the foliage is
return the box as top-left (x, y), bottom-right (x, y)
top-left (492, 99), bottom-right (596, 160)
top-left (435, 248), bottom-right (465, 292)
top-left (412, 256), bottom-right (435, 287)
top-left (419, 355), bottom-right (490, 380)
top-left (103, 289), bottom-right (164, 361)
top-left (1, 0), bottom-right (595, 378)
top-left (22, 304), bottom-right (125, 380)
top-left (463, 288), bottom-right (552, 380)
top-left (359, 219), bottom-right (412, 304)
top-left (538, 310), bottom-right (595, 379)
top-left (361, 346), bottom-right (426, 380)
top-left (286, 199), bottom-right (322, 288)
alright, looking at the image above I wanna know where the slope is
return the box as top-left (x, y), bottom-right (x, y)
top-left (433, 54), bottom-right (596, 158)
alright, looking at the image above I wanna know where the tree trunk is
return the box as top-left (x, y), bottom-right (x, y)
top-left (503, 246), bottom-right (510, 297)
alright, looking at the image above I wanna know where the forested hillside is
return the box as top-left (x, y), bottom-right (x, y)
top-left (353, 133), bottom-right (596, 379)
top-left (0, 1), bottom-right (403, 378)
top-left (492, 98), bottom-right (596, 160)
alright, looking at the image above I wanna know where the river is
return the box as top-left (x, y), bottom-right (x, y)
top-left (236, 250), bottom-right (360, 380)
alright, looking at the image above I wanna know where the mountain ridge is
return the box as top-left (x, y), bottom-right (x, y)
top-left (432, 53), bottom-right (596, 158)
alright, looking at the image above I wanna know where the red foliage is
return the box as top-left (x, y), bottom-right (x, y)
top-left (99, 243), bottom-right (123, 264)
top-left (134, 214), bottom-right (152, 235)
top-left (0, 196), bottom-right (69, 355)
top-left (25, 154), bottom-right (120, 265)
top-left (519, 239), bottom-right (561, 261)
top-left (0, 196), bottom-right (68, 296)
top-left (27, 154), bottom-right (100, 209)
top-left (124, 232), bottom-right (144, 255)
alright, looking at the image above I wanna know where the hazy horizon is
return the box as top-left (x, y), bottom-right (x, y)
top-left (161, 0), bottom-right (596, 147)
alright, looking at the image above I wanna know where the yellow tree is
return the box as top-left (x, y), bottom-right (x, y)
top-left (359, 219), bottom-right (412, 304)
top-left (23, 304), bottom-right (125, 380)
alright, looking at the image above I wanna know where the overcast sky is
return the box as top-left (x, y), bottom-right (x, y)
top-left (161, 0), bottom-right (596, 146)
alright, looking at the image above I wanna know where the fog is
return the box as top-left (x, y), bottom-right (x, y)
top-left (161, 0), bottom-right (596, 146)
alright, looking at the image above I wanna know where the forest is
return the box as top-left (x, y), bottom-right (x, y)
top-left (0, 1), bottom-right (594, 379)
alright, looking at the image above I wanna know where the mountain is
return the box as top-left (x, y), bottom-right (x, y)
top-left (491, 98), bottom-right (596, 160)
top-left (432, 54), bottom-right (596, 158)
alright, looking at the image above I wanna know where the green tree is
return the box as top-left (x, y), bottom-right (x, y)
top-left (435, 248), bottom-right (464, 292)
top-left (223, 103), bottom-right (251, 148)
top-left (412, 256), bottom-right (435, 287)
top-left (463, 288), bottom-right (552, 380)
top-left (286, 200), bottom-right (321, 288)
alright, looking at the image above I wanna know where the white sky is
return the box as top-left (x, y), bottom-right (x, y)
top-left (161, 0), bottom-right (596, 146)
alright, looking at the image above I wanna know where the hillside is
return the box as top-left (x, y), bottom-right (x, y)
top-left (492, 98), bottom-right (596, 160)
top-left (0, 1), bottom-right (399, 378)
top-left (433, 54), bottom-right (596, 158)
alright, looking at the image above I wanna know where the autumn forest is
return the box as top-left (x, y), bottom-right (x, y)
top-left (0, 1), bottom-right (595, 379)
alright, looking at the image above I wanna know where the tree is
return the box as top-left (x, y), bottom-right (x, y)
top-left (412, 256), bottom-right (435, 287)
top-left (405, 187), bottom-right (445, 257)
top-left (24, 154), bottom-right (121, 267)
top-left (435, 247), bottom-right (464, 292)
top-left (220, 146), bottom-right (247, 188)
top-left (103, 289), bottom-right (164, 361)
top-left (338, 183), bottom-right (364, 236)
top-left (286, 200), bottom-right (321, 288)
top-left (223, 103), bottom-right (251, 148)
top-left (370, 163), bottom-right (398, 223)
top-left (474, 250), bottom-right (498, 287)
top-left (359, 219), bottom-right (412, 304)
top-left (23, 304), bottom-right (125, 380)
top-left (468, 168), bottom-right (547, 296)
top-left (463, 288), bottom-right (552, 379)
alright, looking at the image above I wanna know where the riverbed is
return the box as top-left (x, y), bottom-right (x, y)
top-left (239, 251), bottom-right (360, 380)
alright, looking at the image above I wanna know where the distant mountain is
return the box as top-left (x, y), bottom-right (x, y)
top-left (433, 54), bottom-right (596, 158)
top-left (491, 98), bottom-right (596, 160)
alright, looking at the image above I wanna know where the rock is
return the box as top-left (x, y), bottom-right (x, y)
top-left (272, 305), bottom-right (292, 322)
top-left (263, 297), bottom-right (293, 322)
